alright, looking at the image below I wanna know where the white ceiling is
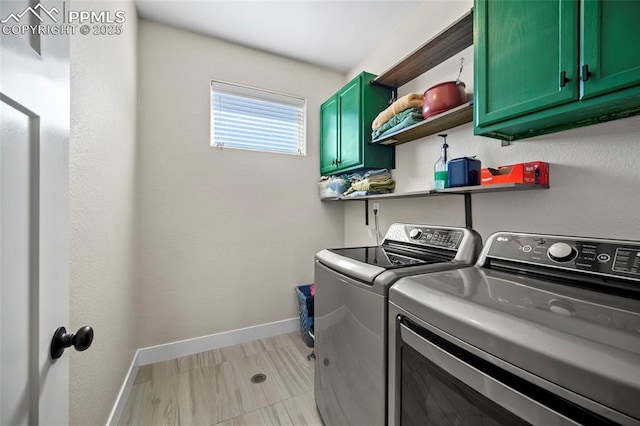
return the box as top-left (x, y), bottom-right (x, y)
top-left (134, 0), bottom-right (425, 73)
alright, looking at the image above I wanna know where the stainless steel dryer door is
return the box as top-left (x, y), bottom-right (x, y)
top-left (314, 261), bottom-right (386, 426)
top-left (393, 317), bottom-right (581, 425)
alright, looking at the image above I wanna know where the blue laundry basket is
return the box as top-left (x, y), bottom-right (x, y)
top-left (296, 284), bottom-right (314, 347)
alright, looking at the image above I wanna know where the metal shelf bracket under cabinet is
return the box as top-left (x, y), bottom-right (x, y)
top-left (362, 193), bottom-right (472, 228)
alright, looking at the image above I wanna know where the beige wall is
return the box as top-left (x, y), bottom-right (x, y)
top-left (69, 1), bottom-right (138, 425)
top-left (345, 0), bottom-right (640, 245)
top-left (136, 20), bottom-right (345, 348)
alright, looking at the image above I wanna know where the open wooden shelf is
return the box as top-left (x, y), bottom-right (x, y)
top-left (322, 182), bottom-right (549, 227)
top-left (322, 183), bottom-right (549, 202)
top-left (367, 8), bottom-right (475, 146)
top-left (321, 189), bottom-right (433, 202)
top-left (437, 183), bottom-right (550, 194)
top-left (322, 183), bottom-right (548, 227)
top-left (371, 9), bottom-right (474, 89)
top-left (370, 102), bottom-right (473, 146)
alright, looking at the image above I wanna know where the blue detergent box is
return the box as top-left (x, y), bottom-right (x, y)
top-left (448, 157), bottom-right (481, 187)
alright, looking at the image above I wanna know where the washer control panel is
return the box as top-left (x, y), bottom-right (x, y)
top-left (486, 233), bottom-right (640, 280)
top-left (384, 223), bottom-right (464, 250)
top-left (406, 227), bottom-right (463, 249)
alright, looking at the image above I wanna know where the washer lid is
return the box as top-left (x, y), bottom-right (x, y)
top-left (329, 246), bottom-right (448, 268)
top-left (390, 267), bottom-right (640, 421)
top-left (316, 248), bottom-right (388, 282)
top-left (317, 245), bottom-right (451, 283)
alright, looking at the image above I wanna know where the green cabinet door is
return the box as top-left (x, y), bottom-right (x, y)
top-left (336, 78), bottom-right (362, 171)
top-left (581, 0), bottom-right (640, 99)
top-left (475, 0), bottom-right (579, 127)
top-left (320, 95), bottom-right (339, 176)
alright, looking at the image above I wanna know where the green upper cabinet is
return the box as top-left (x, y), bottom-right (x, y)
top-left (474, 0), bottom-right (640, 141)
top-left (320, 72), bottom-right (394, 176)
top-left (475, 0), bottom-right (579, 127)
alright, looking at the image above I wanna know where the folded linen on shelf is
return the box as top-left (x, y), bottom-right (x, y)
top-left (343, 177), bottom-right (395, 196)
top-left (372, 107), bottom-right (424, 140)
top-left (319, 175), bottom-right (351, 198)
top-left (347, 168), bottom-right (391, 182)
top-left (372, 93), bottom-right (423, 131)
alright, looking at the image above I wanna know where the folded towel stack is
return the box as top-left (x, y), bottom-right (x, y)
top-left (372, 93), bottom-right (424, 131)
top-left (372, 107), bottom-right (424, 140)
top-left (344, 169), bottom-right (395, 197)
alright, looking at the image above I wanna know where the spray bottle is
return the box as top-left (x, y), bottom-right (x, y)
top-left (434, 134), bottom-right (449, 189)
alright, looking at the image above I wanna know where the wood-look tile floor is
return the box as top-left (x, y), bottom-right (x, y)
top-left (119, 332), bottom-right (323, 426)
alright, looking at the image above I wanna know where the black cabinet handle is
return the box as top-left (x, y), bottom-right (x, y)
top-left (50, 326), bottom-right (94, 359)
top-left (559, 71), bottom-right (569, 88)
top-left (581, 64), bottom-right (591, 82)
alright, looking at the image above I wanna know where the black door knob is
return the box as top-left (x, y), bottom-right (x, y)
top-left (50, 326), bottom-right (94, 359)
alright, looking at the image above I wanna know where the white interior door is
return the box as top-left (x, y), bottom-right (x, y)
top-left (1, 1), bottom-right (70, 424)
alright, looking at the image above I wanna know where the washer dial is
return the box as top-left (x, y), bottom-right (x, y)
top-left (409, 229), bottom-right (423, 240)
top-left (548, 242), bottom-right (578, 263)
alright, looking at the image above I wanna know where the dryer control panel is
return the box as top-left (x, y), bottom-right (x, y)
top-left (484, 233), bottom-right (640, 282)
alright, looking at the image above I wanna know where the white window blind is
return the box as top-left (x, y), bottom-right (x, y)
top-left (211, 80), bottom-right (306, 155)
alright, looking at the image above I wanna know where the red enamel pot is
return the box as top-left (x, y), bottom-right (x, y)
top-left (422, 81), bottom-right (467, 120)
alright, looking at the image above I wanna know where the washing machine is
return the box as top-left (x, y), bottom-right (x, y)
top-left (314, 223), bottom-right (482, 425)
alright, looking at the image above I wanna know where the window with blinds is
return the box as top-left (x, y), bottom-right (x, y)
top-left (211, 80), bottom-right (306, 155)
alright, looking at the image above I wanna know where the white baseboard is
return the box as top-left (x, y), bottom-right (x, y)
top-left (106, 317), bottom-right (299, 425)
top-left (106, 353), bottom-right (139, 426)
top-left (137, 317), bottom-right (299, 366)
